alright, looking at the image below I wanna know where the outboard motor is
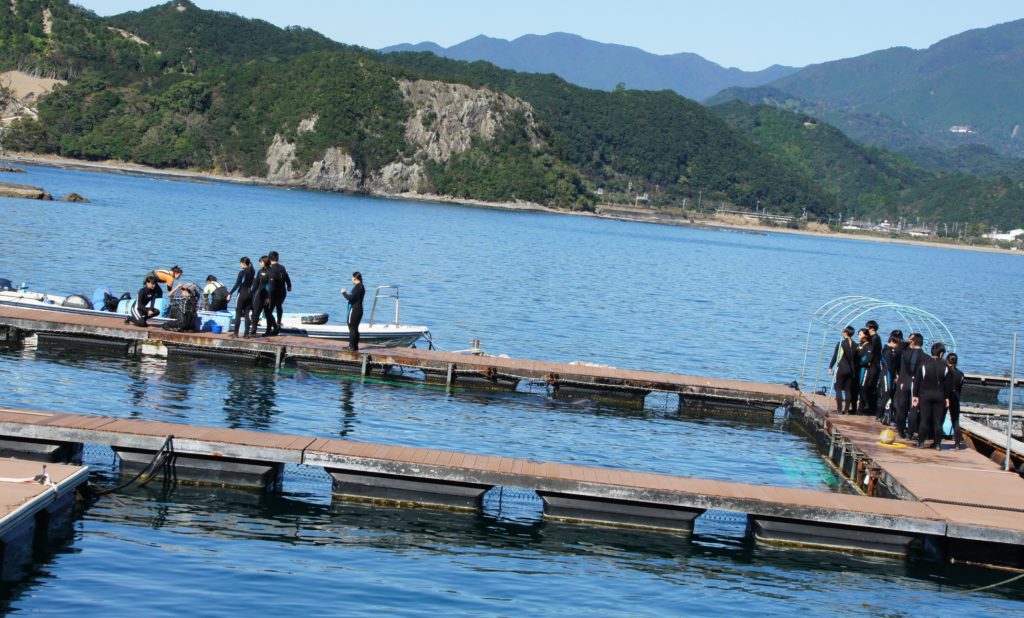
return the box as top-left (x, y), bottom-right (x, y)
top-left (61, 294), bottom-right (94, 310)
top-left (0, 278), bottom-right (12, 292)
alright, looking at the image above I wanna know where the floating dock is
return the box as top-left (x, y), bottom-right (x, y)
top-left (0, 405), bottom-right (1021, 563)
top-left (2, 305), bottom-right (1023, 564)
top-left (962, 373), bottom-right (1023, 403)
top-left (0, 458), bottom-right (87, 581)
top-left (0, 305), bottom-right (796, 409)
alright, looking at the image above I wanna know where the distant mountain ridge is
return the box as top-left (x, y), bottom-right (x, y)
top-left (721, 18), bottom-right (1024, 157)
top-left (382, 33), bottom-right (798, 101)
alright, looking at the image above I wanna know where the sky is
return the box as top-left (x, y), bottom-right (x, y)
top-left (74, 1), bottom-right (1024, 70)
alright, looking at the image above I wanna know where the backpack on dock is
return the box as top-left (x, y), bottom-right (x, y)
top-left (162, 294), bottom-right (199, 332)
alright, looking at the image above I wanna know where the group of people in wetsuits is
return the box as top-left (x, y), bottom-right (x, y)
top-left (126, 257), bottom-right (367, 350)
top-left (829, 320), bottom-right (967, 450)
top-left (224, 252), bottom-right (292, 338)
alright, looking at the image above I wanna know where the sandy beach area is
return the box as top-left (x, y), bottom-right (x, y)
top-left (2, 151), bottom-right (1020, 256)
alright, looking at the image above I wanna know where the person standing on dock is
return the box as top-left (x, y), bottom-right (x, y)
top-left (861, 321), bottom-right (883, 416)
top-left (894, 333), bottom-right (924, 439)
top-left (227, 257), bottom-right (255, 338)
top-left (341, 272), bottom-right (365, 351)
top-left (945, 353), bottom-right (966, 449)
top-left (877, 330), bottom-right (903, 423)
top-left (126, 275), bottom-right (160, 327)
top-left (249, 256), bottom-right (275, 337)
top-left (854, 328), bottom-right (873, 414)
top-left (267, 251), bottom-right (292, 335)
top-left (828, 326), bottom-right (857, 414)
top-left (912, 342), bottom-right (949, 449)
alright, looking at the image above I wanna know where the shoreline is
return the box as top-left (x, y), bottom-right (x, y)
top-left (3, 152), bottom-right (1019, 256)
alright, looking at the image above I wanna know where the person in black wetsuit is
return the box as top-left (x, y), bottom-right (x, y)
top-left (853, 328), bottom-right (873, 414)
top-left (267, 250), bottom-right (292, 335)
top-left (249, 256), bottom-right (275, 337)
top-left (127, 276), bottom-right (160, 327)
top-left (913, 342), bottom-right (948, 449)
top-left (946, 353), bottom-right (966, 449)
top-left (877, 330), bottom-right (903, 423)
top-left (341, 271), bottom-right (365, 351)
top-left (860, 320), bottom-right (883, 416)
top-left (893, 333), bottom-right (924, 439)
top-left (828, 326), bottom-right (857, 415)
top-left (227, 257), bottom-right (255, 338)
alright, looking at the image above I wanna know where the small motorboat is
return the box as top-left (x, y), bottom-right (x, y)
top-left (0, 280), bottom-right (430, 349)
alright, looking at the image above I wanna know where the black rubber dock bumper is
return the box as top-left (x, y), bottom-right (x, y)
top-left (113, 447), bottom-right (283, 490)
top-left (538, 492), bottom-right (704, 532)
top-left (749, 516), bottom-right (917, 556)
top-left (0, 437), bottom-right (82, 463)
top-left (326, 469), bottom-right (490, 510)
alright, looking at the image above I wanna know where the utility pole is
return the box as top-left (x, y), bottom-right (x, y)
top-left (697, 190), bottom-right (703, 212)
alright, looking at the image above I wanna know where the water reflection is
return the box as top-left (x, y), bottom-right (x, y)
top-left (77, 485), bottom-right (1024, 606)
top-left (222, 365), bottom-right (279, 430)
top-left (337, 381), bottom-right (358, 437)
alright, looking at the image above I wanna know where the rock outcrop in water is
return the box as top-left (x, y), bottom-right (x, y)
top-left (58, 192), bottom-right (89, 202)
top-left (0, 182), bottom-right (52, 200)
top-left (264, 79), bottom-right (539, 196)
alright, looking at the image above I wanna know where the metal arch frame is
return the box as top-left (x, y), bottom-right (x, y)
top-left (800, 296), bottom-right (957, 399)
top-left (812, 296), bottom-right (956, 350)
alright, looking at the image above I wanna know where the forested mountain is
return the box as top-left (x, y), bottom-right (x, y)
top-left (1, 0), bottom-right (1021, 228)
top-left (380, 51), bottom-right (833, 216)
top-left (1, 0), bottom-right (835, 217)
top-left (712, 102), bottom-right (1024, 229)
top-left (381, 33), bottom-right (798, 101)
top-left (0, 0), bottom-right (158, 79)
top-left (721, 19), bottom-right (1024, 158)
top-left (106, 1), bottom-right (341, 71)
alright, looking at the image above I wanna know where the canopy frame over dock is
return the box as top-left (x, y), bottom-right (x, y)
top-left (800, 296), bottom-right (957, 398)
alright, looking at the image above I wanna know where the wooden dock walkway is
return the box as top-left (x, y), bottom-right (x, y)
top-left (0, 305), bottom-right (797, 408)
top-left (0, 405), bottom-right (1021, 561)
top-left (0, 458), bottom-right (87, 580)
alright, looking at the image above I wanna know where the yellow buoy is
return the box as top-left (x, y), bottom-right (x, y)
top-left (879, 429), bottom-right (896, 444)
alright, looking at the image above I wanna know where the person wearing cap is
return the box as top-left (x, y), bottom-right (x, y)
top-left (203, 275), bottom-right (229, 311)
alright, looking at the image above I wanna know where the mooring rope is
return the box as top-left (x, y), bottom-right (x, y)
top-left (922, 497), bottom-right (1024, 514)
top-left (92, 435), bottom-right (175, 496)
top-left (956, 571), bottom-right (1024, 594)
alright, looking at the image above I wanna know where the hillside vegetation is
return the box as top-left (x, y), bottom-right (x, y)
top-left (712, 102), bottom-right (1024, 229)
top-left (721, 19), bottom-right (1024, 158)
top-left (1, 0), bottom-right (1021, 229)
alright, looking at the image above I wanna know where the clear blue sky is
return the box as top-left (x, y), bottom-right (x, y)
top-left (75, 0), bottom-right (1024, 70)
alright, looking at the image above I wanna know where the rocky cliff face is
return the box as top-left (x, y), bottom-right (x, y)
top-left (263, 79), bottom-right (539, 195)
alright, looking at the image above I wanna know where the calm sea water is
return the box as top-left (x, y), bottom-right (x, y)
top-left (1, 164), bottom-right (1022, 615)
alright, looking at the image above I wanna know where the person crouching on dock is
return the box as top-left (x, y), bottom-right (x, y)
top-left (127, 275), bottom-right (160, 327)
